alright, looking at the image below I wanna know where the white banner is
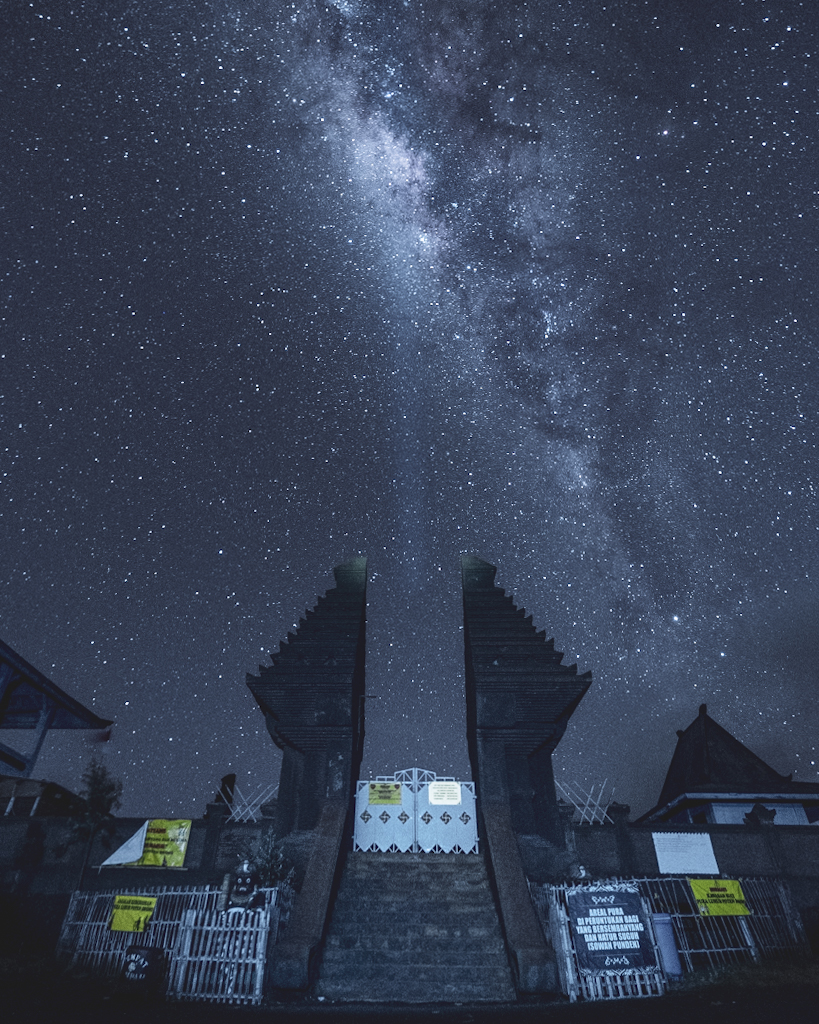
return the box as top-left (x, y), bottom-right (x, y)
top-left (101, 821), bottom-right (149, 866)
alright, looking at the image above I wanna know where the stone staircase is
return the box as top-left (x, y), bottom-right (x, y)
top-left (314, 851), bottom-right (516, 1003)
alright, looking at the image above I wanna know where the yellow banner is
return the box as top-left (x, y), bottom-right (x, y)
top-left (132, 819), bottom-right (191, 867)
top-left (369, 783), bottom-right (402, 805)
top-left (689, 879), bottom-right (750, 916)
top-left (110, 895), bottom-right (157, 932)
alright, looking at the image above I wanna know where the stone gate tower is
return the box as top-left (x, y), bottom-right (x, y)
top-left (246, 558), bottom-right (367, 989)
top-left (461, 556), bottom-right (591, 873)
top-left (246, 557), bottom-right (367, 837)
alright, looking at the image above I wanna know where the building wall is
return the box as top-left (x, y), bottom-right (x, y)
top-left (0, 812), bottom-right (289, 957)
top-left (5, 811), bottom-right (819, 960)
top-left (570, 820), bottom-right (819, 948)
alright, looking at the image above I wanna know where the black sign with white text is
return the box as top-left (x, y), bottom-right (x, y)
top-left (565, 888), bottom-right (657, 973)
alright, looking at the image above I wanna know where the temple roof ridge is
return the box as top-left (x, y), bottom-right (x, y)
top-left (651, 702), bottom-right (819, 811)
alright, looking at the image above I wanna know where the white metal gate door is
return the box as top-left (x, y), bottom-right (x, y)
top-left (353, 775), bottom-right (415, 852)
top-left (353, 767), bottom-right (478, 853)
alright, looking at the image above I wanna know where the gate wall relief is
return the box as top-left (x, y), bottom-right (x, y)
top-left (353, 768), bottom-right (478, 853)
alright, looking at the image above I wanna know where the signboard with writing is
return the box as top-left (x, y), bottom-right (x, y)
top-left (428, 781), bottom-right (461, 805)
top-left (566, 888), bottom-right (657, 973)
top-left (368, 783), bottom-right (402, 805)
top-left (109, 895), bottom-right (157, 932)
top-left (134, 819), bottom-right (191, 867)
top-left (689, 879), bottom-right (750, 916)
top-left (652, 831), bottom-right (719, 875)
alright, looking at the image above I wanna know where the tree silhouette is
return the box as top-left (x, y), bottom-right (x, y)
top-left (79, 756), bottom-right (123, 819)
top-left (69, 756), bottom-right (123, 888)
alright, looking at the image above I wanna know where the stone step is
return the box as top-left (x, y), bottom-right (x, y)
top-left (314, 851), bottom-right (516, 1002)
top-left (317, 937), bottom-right (505, 962)
top-left (340, 870), bottom-right (488, 884)
top-left (316, 975), bottom-right (513, 998)
top-left (326, 923), bottom-right (500, 939)
top-left (338, 870), bottom-right (489, 883)
top-left (340, 876), bottom-right (488, 888)
top-left (343, 853), bottom-right (484, 866)
top-left (324, 932), bottom-right (507, 952)
top-left (332, 893), bottom-right (494, 905)
top-left (317, 961), bottom-right (513, 983)
top-left (325, 917), bottom-right (501, 933)
top-left (335, 874), bottom-right (491, 888)
top-left (325, 927), bottom-right (501, 939)
top-left (337, 862), bottom-right (491, 887)
top-left (316, 967), bottom-right (517, 1003)
top-left (334, 883), bottom-right (496, 909)
top-left (326, 904), bottom-right (500, 921)
top-left (334, 890), bottom-right (492, 906)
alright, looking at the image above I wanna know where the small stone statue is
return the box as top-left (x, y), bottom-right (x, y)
top-left (218, 859), bottom-right (265, 912)
top-left (744, 802), bottom-right (777, 827)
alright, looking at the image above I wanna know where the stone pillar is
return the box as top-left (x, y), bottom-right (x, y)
top-left (462, 556), bottom-right (592, 994)
top-left (246, 558), bottom-right (367, 990)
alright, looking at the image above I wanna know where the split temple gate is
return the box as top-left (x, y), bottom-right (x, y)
top-left (244, 555), bottom-right (595, 999)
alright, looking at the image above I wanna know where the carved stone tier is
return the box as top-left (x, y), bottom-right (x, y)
top-left (246, 558), bottom-right (367, 835)
top-left (462, 556), bottom-right (591, 844)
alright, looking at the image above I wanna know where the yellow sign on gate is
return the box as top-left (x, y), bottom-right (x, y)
top-left (689, 879), bottom-right (750, 916)
top-left (368, 783), bottom-right (402, 804)
top-left (109, 895), bottom-right (157, 932)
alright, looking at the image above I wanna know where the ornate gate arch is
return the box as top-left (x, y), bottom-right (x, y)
top-left (353, 768), bottom-right (478, 853)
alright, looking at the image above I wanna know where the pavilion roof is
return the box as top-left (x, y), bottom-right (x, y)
top-left (0, 637), bottom-right (112, 730)
top-left (653, 702), bottom-right (819, 811)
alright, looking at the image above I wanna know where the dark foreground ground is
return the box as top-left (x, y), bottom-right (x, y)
top-left (4, 963), bottom-right (819, 1024)
top-left (4, 986), bottom-right (819, 1024)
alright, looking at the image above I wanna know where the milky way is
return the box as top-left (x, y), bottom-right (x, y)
top-left (3, 1), bottom-right (818, 816)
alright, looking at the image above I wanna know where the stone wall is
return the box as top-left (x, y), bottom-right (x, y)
top-left (0, 811), bottom-right (285, 956)
top-left (568, 819), bottom-right (819, 947)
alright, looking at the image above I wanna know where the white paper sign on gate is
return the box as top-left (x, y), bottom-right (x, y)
top-left (416, 781), bottom-right (477, 853)
top-left (428, 781), bottom-right (461, 805)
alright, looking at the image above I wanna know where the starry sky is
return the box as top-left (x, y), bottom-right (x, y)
top-left (3, 0), bottom-right (818, 818)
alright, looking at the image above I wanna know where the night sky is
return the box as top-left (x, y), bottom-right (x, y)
top-left (3, 0), bottom-right (818, 819)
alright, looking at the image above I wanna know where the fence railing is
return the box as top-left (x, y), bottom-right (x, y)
top-left (57, 883), bottom-right (292, 1004)
top-left (637, 876), bottom-right (806, 973)
top-left (531, 876), bottom-right (808, 1002)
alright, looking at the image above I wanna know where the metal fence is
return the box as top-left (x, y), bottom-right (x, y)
top-left (57, 884), bottom-right (292, 1004)
top-left (638, 876), bottom-right (806, 972)
top-left (532, 876), bottom-right (807, 1002)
